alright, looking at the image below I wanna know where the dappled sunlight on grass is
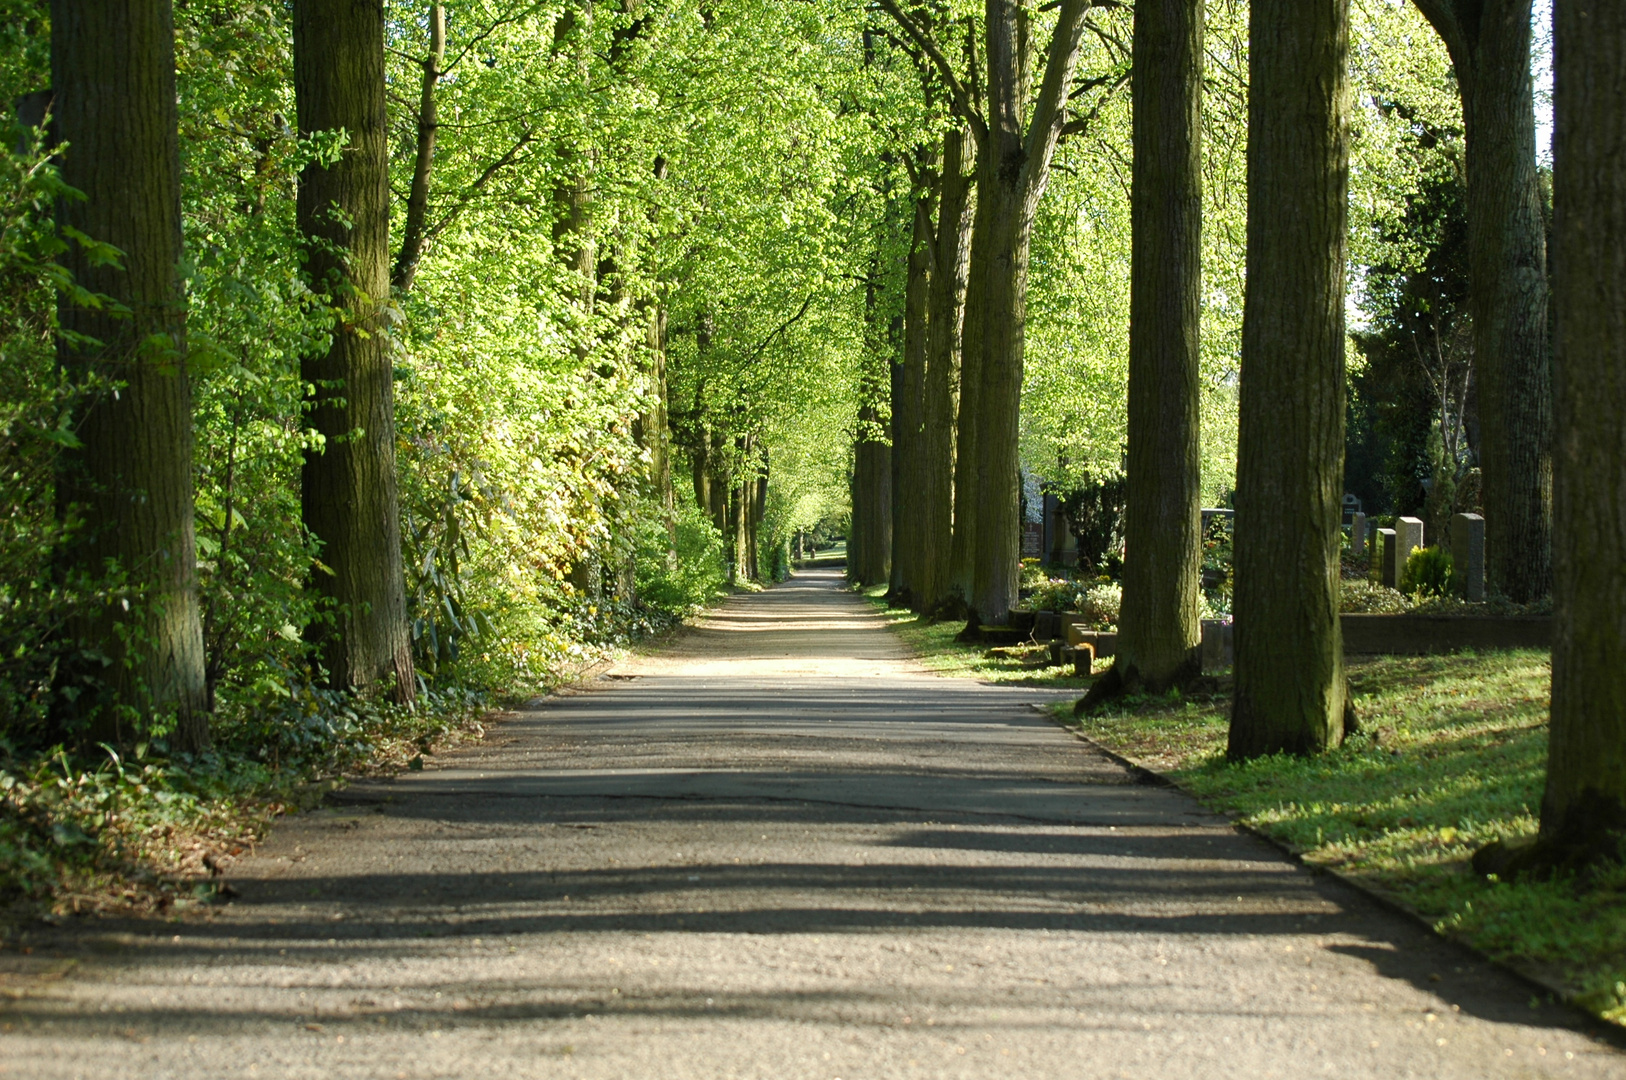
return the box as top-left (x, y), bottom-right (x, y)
top-left (1057, 650), bottom-right (1626, 1023)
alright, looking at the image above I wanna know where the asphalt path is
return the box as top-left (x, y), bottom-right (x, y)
top-left (2, 567), bottom-right (1620, 1078)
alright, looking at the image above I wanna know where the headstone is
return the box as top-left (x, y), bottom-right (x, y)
top-left (1450, 512), bottom-right (1486, 601)
top-left (1394, 516), bottom-right (1425, 585)
top-left (1351, 512), bottom-right (1367, 557)
top-left (1378, 528), bottom-right (1398, 587)
top-left (1201, 620), bottom-right (1233, 672)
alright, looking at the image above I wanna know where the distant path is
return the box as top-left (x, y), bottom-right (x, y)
top-left (3, 568), bottom-right (1618, 1078)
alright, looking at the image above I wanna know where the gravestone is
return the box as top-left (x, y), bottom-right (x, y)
top-left (1201, 620), bottom-right (1233, 672)
top-left (1378, 528), bottom-right (1398, 587)
top-left (1394, 516), bottom-right (1425, 586)
top-left (1351, 512), bottom-right (1367, 557)
top-left (1450, 512), bottom-right (1486, 602)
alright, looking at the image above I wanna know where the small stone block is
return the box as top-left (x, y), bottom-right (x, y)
top-left (1201, 620), bottom-right (1233, 672)
top-left (1378, 528), bottom-right (1398, 587)
top-left (1394, 516), bottom-right (1424, 584)
top-left (1450, 512), bottom-right (1486, 602)
top-left (1070, 643), bottom-right (1096, 677)
top-left (1351, 512), bottom-right (1367, 557)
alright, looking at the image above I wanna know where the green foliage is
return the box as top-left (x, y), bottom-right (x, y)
top-left (634, 500), bottom-right (727, 616)
top-left (1058, 472), bottom-right (1128, 573)
top-left (1, 0), bottom-right (1577, 943)
top-left (1400, 543), bottom-right (1454, 598)
top-left (1021, 575), bottom-right (1122, 629)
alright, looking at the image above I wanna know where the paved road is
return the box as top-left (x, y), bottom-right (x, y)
top-left (2, 568), bottom-right (1620, 1078)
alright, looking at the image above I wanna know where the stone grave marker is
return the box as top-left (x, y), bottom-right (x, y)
top-left (1450, 512), bottom-right (1485, 601)
top-left (1351, 512), bottom-right (1367, 557)
top-left (1378, 528), bottom-right (1398, 587)
top-left (1394, 516), bottom-right (1424, 585)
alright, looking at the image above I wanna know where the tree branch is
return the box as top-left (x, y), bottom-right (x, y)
top-left (1408, 0), bottom-right (1468, 72)
top-left (872, 0), bottom-right (987, 140)
top-left (744, 292), bottom-right (818, 366)
top-left (1021, 0), bottom-right (1091, 205)
top-left (393, 3), bottom-right (447, 292)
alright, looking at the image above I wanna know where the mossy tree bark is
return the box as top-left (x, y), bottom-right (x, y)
top-left (918, 125), bottom-right (975, 613)
top-left (294, 0), bottom-right (415, 702)
top-left (966, 0), bottom-right (1090, 627)
top-left (877, 0), bottom-right (1083, 623)
top-left (1109, 0), bottom-right (1205, 697)
top-left (51, 0), bottom-right (209, 749)
top-left (1228, 0), bottom-right (1351, 759)
top-left (1539, 0), bottom-right (1626, 870)
top-left (947, 176), bottom-right (992, 607)
top-left (891, 162), bottom-right (936, 607)
top-left (1411, 0), bottom-right (1553, 602)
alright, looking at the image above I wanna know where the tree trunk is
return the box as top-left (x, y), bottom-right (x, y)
top-left (751, 448), bottom-right (768, 580)
top-left (918, 125), bottom-right (974, 613)
top-left (392, 2), bottom-right (444, 292)
top-left (947, 172), bottom-right (993, 606)
top-left (1539, 0), bottom-right (1626, 869)
top-left (892, 178), bottom-right (932, 604)
top-left (643, 303), bottom-right (677, 562)
top-left (1412, 0), bottom-right (1553, 602)
top-left (1110, 0), bottom-right (1205, 694)
top-left (553, 3), bottom-right (596, 339)
top-left (966, 0), bottom-right (1090, 626)
top-left (1228, 0), bottom-right (1350, 759)
top-left (51, 0), bottom-right (209, 750)
top-left (851, 401), bottom-right (893, 587)
top-left (294, 0), bottom-right (415, 703)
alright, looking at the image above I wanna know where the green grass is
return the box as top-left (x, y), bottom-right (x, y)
top-left (859, 586), bottom-right (1093, 689)
top-left (1037, 649), bottom-right (1625, 1024)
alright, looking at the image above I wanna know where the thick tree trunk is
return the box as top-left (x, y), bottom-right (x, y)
top-left (947, 178), bottom-right (993, 606)
top-left (887, 310), bottom-right (907, 599)
top-left (294, 0), bottom-right (415, 702)
top-left (1228, 0), bottom-right (1350, 759)
top-left (1110, 0), bottom-right (1205, 694)
top-left (392, 2), bottom-right (444, 292)
top-left (965, 0), bottom-right (1089, 626)
top-left (851, 402), bottom-right (893, 587)
top-left (967, 183), bottom-right (1029, 625)
top-left (1539, 0), bottom-right (1626, 869)
top-left (891, 183), bottom-right (933, 606)
top-left (918, 126), bottom-right (974, 613)
top-left (51, 0), bottom-right (209, 749)
top-left (1412, 0), bottom-right (1553, 602)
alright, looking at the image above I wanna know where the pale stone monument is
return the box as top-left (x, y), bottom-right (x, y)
top-left (1394, 516), bottom-right (1425, 585)
top-left (1450, 512), bottom-right (1486, 601)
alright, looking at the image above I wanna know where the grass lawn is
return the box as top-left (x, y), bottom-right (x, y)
top-left (862, 591), bottom-right (1626, 1026)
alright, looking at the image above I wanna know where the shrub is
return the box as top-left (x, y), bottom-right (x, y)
top-left (1400, 544), bottom-right (1453, 598)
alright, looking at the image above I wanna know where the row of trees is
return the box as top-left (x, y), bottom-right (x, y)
top-left (845, 0), bottom-right (1619, 872)
top-left (13, 0), bottom-right (1620, 873)
top-left (12, 0), bottom-right (884, 760)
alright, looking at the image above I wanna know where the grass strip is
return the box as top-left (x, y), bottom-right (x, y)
top-left (1056, 650), bottom-right (1626, 1025)
top-left (859, 586), bottom-right (1093, 689)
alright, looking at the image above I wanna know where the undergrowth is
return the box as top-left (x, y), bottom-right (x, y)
top-left (0, 683), bottom-right (497, 934)
top-left (1050, 649), bottom-right (1625, 1026)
